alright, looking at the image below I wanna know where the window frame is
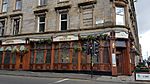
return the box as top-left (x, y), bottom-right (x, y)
top-left (2, 0), bottom-right (8, 13)
top-left (38, 0), bottom-right (47, 6)
top-left (37, 15), bottom-right (46, 32)
top-left (59, 13), bottom-right (68, 31)
top-left (0, 20), bottom-right (5, 36)
top-left (13, 18), bottom-right (20, 35)
top-left (115, 6), bottom-right (126, 25)
top-left (15, 0), bottom-right (22, 10)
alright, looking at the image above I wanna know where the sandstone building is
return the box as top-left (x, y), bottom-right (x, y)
top-left (0, 0), bottom-right (140, 76)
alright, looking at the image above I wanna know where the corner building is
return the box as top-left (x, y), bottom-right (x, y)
top-left (0, 0), bottom-right (140, 76)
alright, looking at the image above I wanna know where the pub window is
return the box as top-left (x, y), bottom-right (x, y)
top-left (60, 13), bottom-right (68, 31)
top-left (93, 41), bottom-right (100, 64)
top-left (35, 44), bottom-right (45, 64)
top-left (0, 52), bottom-right (3, 64)
top-left (38, 0), bottom-right (47, 6)
top-left (30, 49), bottom-right (34, 64)
top-left (4, 46), bottom-right (12, 64)
top-left (103, 41), bottom-right (110, 63)
top-left (2, 0), bottom-right (8, 12)
top-left (115, 7), bottom-right (125, 25)
top-left (12, 53), bottom-right (16, 64)
top-left (13, 18), bottom-right (20, 35)
top-left (0, 21), bottom-right (5, 36)
top-left (60, 43), bottom-right (70, 63)
top-left (37, 15), bottom-right (45, 32)
top-left (15, 0), bottom-right (22, 10)
top-left (72, 42), bottom-right (78, 65)
top-left (80, 5), bottom-right (94, 27)
top-left (54, 43), bottom-right (59, 63)
top-left (81, 40), bottom-right (88, 64)
top-left (45, 44), bottom-right (52, 63)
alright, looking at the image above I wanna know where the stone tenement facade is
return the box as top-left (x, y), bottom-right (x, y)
top-left (0, 0), bottom-right (140, 76)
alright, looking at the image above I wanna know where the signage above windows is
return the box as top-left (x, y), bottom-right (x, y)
top-left (53, 35), bottom-right (79, 42)
top-left (2, 39), bottom-right (26, 45)
top-left (115, 31), bottom-right (128, 39)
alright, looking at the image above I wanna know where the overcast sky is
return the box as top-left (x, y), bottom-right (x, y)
top-left (135, 0), bottom-right (150, 59)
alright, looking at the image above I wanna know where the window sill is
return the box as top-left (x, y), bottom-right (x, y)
top-left (13, 9), bottom-right (22, 12)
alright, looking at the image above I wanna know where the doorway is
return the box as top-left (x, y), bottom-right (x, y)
top-left (116, 48), bottom-right (125, 75)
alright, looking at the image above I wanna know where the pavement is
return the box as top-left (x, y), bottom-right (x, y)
top-left (0, 70), bottom-right (149, 84)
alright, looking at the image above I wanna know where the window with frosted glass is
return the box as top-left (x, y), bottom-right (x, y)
top-left (60, 43), bottom-right (70, 63)
top-left (0, 52), bottom-right (3, 64)
top-left (13, 18), bottom-right (20, 35)
top-left (72, 42), bottom-right (78, 64)
top-left (2, 0), bottom-right (8, 12)
top-left (4, 51), bottom-right (11, 64)
top-left (15, 0), bottom-right (22, 10)
top-left (116, 7), bottom-right (125, 25)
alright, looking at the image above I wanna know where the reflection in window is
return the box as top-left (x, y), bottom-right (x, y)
top-left (60, 13), bottom-right (67, 31)
top-left (116, 7), bottom-right (125, 25)
top-left (38, 0), bottom-right (47, 6)
top-left (35, 44), bottom-right (44, 64)
top-left (93, 41), bottom-right (99, 63)
top-left (4, 51), bottom-right (11, 64)
top-left (60, 43), bottom-right (70, 63)
top-left (2, 0), bottom-right (8, 12)
top-left (16, 0), bottom-right (22, 10)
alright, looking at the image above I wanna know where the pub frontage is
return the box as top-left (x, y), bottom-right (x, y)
top-left (0, 28), bottom-right (137, 76)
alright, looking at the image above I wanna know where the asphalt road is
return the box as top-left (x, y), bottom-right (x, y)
top-left (0, 75), bottom-right (126, 84)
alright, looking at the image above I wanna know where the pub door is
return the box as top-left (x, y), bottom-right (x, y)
top-left (116, 48), bottom-right (125, 75)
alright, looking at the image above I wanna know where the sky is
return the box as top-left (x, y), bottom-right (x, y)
top-left (135, 0), bottom-right (150, 59)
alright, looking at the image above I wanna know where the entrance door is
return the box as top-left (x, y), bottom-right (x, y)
top-left (116, 48), bottom-right (125, 75)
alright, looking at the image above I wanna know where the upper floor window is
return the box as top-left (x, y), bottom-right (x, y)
top-left (37, 15), bottom-right (45, 32)
top-left (38, 0), bottom-right (47, 6)
top-left (80, 5), bottom-right (94, 28)
top-left (0, 21), bottom-right (5, 36)
top-left (15, 0), bottom-right (22, 10)
top-left (115, 7), bottom-right (125, 25)
top-left (60, 13), bottom-right (68, 31)
top-left (13, 18), bottom-right (20, 35)
top-left (2, 0), bottom-right (8, 12)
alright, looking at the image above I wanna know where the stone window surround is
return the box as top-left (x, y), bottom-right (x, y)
top-left (113, 1), bottom-right (128, 26)
top-left (11, 15), bottom-right (22, 35)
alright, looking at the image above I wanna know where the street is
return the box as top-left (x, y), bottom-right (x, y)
top-left (0, 75), bottom-right (125, 84)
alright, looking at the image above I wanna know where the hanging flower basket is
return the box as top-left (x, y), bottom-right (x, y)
top-left (20, 45), bottom-right (29, 54)
top-left (11, 48), bottom-right (19, 53)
